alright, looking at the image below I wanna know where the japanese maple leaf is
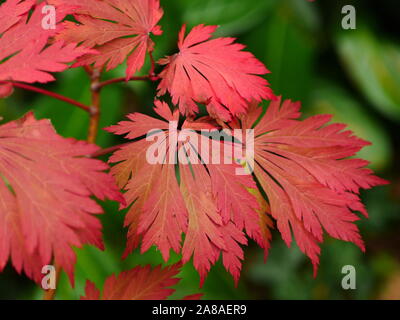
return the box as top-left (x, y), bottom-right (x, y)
top-left (233, 98), bottom-right (388, 273)
top-left (0, 0), bottom-right (35, 33)
top-left (81, 263), bottom-right (202, 300)
top-left (0, 113), bottom-right (124, 283)
top-left (107, 100), bottom-right (273, 285)
top-left (50, 0), bottom-right (163, 79)
top-left (157, 24), bottom-right (275, 122)
top-left (0, 1), bottom-right (94, 89)
top-left (108, 99), bottom-right (386, 283)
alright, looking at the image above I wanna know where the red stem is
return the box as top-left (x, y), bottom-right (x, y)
top-left (96, 75), bottom-right (159, 89)
top-left (149, 51), bottom-right (156, 77)
top-left (83, 65), bottom-right (94, 76)
top-left (0, 81), bottom-right (91, 113)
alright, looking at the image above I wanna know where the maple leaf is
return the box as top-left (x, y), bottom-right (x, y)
top-left (234, 97), bottom-right (388, 273)
top-left (107, 100), bottom-right (273, 285)
top-left (0, 1), bottom-right (94, 87)
top-left (108, 98), bottom-right (386, 282)
top-left (0, 112), bottom-right (124, 283)
top-left (157, 24), bottom-right (275, 122)
top-left (0, 0), bottom-right (35, 33)
top-left (80, 263), bottom-right (202, 300)
top-left (50, 0), bottom-right (163, 79)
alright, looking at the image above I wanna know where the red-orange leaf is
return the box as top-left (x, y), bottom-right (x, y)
top-left (108, 97), bottom-right (386, 283)
top-left (51, 0), bottom-right (163, 79)
top-left (0, 0), bottom-right (35, 33)
top-left (80, 263), bottom-right (201, 300)
top-left (236, 98), bottom-right (388, 273)
top-left (0, 1), bottom-right (93, 84)
top-left (0, 113), bottom-right (124, 283)
top-left (157, 24), bottom-right (275, 121)
top-left (107, 101), bottom-right (272, 285)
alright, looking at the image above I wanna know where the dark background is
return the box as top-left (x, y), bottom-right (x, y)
top-left (0, 0), bottom-right (399, 299)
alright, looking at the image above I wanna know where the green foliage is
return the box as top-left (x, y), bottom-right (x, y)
top-left (337, 26), bottom-right (400, 120)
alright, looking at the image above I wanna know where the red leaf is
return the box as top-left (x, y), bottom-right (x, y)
top-left (0, 0), bottom-right (35, 33)
top-left (80, 281), bottom-right (100, 300)
top-left (108, 98), bottom-right (386, 282)
top-left (51, 0), bottom-right (163, 79)
top-left (0, 1), bottom-right (93, 84)
top-left (0, 113), bottom-right (124, 283)
top-left (107, 101), bottom-right (272, 285)
top-left (80, 263), bottom-right (200, 300)
top-left (178, 156), bottom-right (227, 285)
top-left (238, 98), bottom-right (388, 274)
top-left (157, 24), bottom-right (275, 121)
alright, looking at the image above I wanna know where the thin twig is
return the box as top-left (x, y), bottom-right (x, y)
top-left (96, 75), bottom-right (159, 90)
top-left (83, 65), bottom-right (93, 76)
top-left (149, 51), bottom-right (156, 77)
top-left (87, 69), bottom-right (102, 143)
top-left (0, 81), bottom-right (91, 112)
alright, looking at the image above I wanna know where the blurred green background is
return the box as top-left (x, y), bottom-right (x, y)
top-left (0, 0), bottom-right (399, 300)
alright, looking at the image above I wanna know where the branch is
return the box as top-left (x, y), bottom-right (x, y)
top-left (149, 51), bottom-right (156, 77)
top-left (87, 69), bottom-right (102, 143)
top-left (83, 65), bottom-right (94, 76)
top-left (96, 75), bottom-right (159, 90)
top-left (0, 81), bottom-right (91, 113)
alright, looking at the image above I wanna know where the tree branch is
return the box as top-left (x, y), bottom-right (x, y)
top-left (149, 51), bottom-right (157, 78)
top-left (96, 74), bottom-right (159, 90)
top-left (0, 81), bottom-right (91, 113)
top-left (87, 69), bottom-right (102, 143)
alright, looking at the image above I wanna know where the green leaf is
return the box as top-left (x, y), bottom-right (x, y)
top-left (176, 0), bottom-right (276, 36)
top-left (244, 0), bottom-right (317, 103)
top-left (336, 27), bottom-right (400, 121)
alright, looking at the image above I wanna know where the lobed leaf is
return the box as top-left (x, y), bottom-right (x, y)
top-left (0, 113), bottom-right (124, 284)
